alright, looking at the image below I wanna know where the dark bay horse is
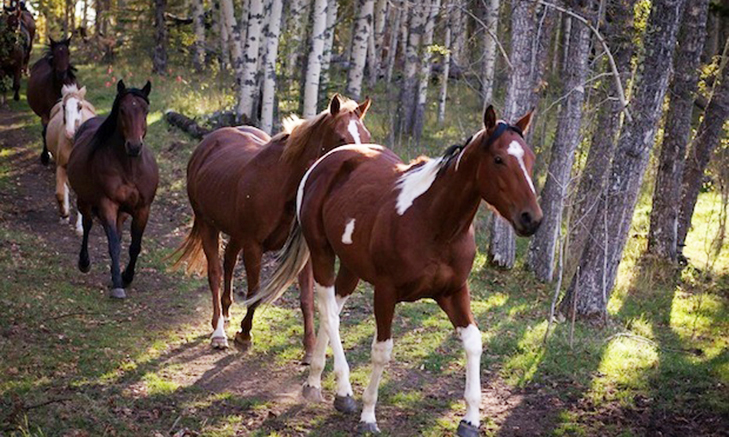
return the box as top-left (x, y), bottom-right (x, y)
top-left (28, 36), bottom-right (77, 165)
top-left (0, 3), bottom-right (30, 102)
top-left (250, 106), bottom-right (542, 436)
top-left (173, 94), bottom-right (371, 362)
top-left (18, 2), bottom-right (35, 71)
top-left (67, 80), bottom-right (158, 299)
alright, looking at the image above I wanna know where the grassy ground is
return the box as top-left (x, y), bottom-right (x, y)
top-left (0, 55), bottom-right (727, 436)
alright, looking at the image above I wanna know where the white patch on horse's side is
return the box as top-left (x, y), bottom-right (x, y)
top-left (211, 314), bottom-right (226, 340)
top-left (395, 157), bottom-right (443, 215)
top-left (297, 144), bottom-right (384, 220)
top-left (360, 336), bottom-right (393, 425)
top-left (64, 97), bottom-right (81, 138)
top-left (458, 324), bottom-right (483, 427)
top-left (341, 218), bottom-right (355, 244)
top-left (347, 119), bottom-right (362, 144)
top-left (507, 140), bottom-right (536, 194)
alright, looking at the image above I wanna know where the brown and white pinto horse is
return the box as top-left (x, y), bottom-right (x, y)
top-left (250, 106), bottom-right (542, 436)
top-left (173, 95), bottom-right (371, 361)
top-left (68, 80), bottom-right (158, 299)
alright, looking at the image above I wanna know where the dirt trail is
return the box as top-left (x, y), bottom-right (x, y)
top-left (0, 105), bottom-right (561, 436)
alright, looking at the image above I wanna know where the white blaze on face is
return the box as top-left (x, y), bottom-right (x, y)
top-left (347, 119), bottom-right (362, 144)
top-left (342, 218), bottom-right (355, 244)
top-left (507, 140), bottom-right (536, 194)
top-left (64, 97), bottom-right (81, 139)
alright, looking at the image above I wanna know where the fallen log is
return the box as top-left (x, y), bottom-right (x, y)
top-left (164, 110), bottom-right (210, 139)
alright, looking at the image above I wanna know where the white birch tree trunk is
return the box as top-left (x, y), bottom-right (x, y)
top-left (302, 0), bottom-right (328, 117)
top-left (217, 0), bottom-right (229, 70)
top-left (261, 0), bottom-right (283, 134)
top-left (481, 0), bottom-right (500, 108)
top-left (412, 0), bottom-right (441, 142)
top-left (373, 0), bottom-right (388, 64)
top-left (438, 24), bottom-right (451, 123)
top-left (395, 0), bottom-right (426, 140)
top-left (449, 0), bottom-right (465, 68)
top-left (366, 18), bottom-right (378, 86)
top-left (385, 0), bottom-right (405, 84)
top-left (286, 0), bottom-right (313, 80)
top-left (192, 0), bottom-right (205, 71)
top-left (237, 0), bottom-right (264, 122)
top-left (221, 0), bottom-right (244, 84)
top-left (320, 0), bottom-right (339, 101)
top-left (346, 0), bottom-right (375, 100)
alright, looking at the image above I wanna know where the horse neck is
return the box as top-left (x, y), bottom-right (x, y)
top-left (418, 147), bottom-right (484, 242)
top-left (280, 134), bottom-right (327, 191)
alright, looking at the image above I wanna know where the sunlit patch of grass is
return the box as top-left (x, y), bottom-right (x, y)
top-left (142, 371), bottom-right (180, 395)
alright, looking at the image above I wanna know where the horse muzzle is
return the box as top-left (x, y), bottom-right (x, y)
top-left (513, 210), bottom-right (542, 237)
top-left (125, 141), bottom-right (144, 157)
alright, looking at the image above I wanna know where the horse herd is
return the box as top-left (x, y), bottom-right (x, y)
top-left (4, 18), bottom-right (544, 437)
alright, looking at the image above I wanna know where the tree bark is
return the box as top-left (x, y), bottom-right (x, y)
top-left (302, 0), bottom-right (328, 117)
top-left (412, 0), bottom-right (441, 143)
top-left (449, 0), bottom-right (466, 68)
top-left (237, 0), bottom-right (264, 122)
top-left (488, 0), bottom-right (538, 268)
top-left (346, 0), bottom-right (375, 100)
top-left (221, 0), bottom-right (244, 83)
top-left (647, 0), bottom-right (710, 260)
top-left (192, 0), bottom-right (205, 71)
top-left (217, 0), bottom-right (229, 69)
top-left (561, 0), bottom-right (686, 319)
top-left (481, 0), bottom-right (500, 108)
top-left (678, 45), bottom-right (729, 253)
top-left (527, 0), bottom-right (594, 282)
top-left (260, 0), bottom-right (283, 133)
top-left (152, 0), bottom-right (168, 74)
top-left (319, 0), bottom-right (339, 103)
top-left (438, 23), bottom-right (451, 124)
top-left (373, 0), bottom-right (388, 73)
top-left (566, 0), bottom-right (638, 277)
top-left (287, 0), bottom-right (313, 80)
top-left (385, 0), bottom-right (405, 84)
top-left (394, 0), bottom-right (426, 142)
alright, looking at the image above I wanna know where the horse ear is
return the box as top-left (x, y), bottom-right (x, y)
top-left (357, 97), bottom-right (371, 119)
top-left (65, 35), bottom-right (72, 45)
top-left (483, 104), bottom-right (497, 131)
top-left (117, 80), bottom-right (126, 94)
top-left (514, 109), bottom-right (534, 134)
top-left (142, 80), bottom-right (152, 97)
top-left (329, 94), bottom-right (341, 115)
top-left (49, 36), bottom-right (56, 45)
top-left (79, 86), bottom-right (87, 98)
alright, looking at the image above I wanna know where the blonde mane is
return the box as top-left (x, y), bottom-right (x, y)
top-left (50, 84), bottom-right (97, 120)
top-left (279, 98), bottom-right (360, 163)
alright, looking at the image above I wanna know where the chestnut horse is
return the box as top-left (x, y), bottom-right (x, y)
top-left (173, 94), bottom-right (371, 362)
top-left (0, 3), bottom-right (29, 102)
top-left (28, 36), bottom-right (77, 165)
top-left (68, 80), bottom-right (158, 299)
top-left (250, 106), bottom-right (542, 436)
top-left (46, 84), bottom-right (96, 234)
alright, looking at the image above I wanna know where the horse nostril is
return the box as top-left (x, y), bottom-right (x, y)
top-left (521, 212), bottom-right (532, 225)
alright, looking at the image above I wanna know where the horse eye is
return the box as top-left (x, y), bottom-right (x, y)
top-left (495, 156), bottom-right (504, 165)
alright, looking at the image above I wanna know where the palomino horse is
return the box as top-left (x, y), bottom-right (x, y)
top-left (68, 80), bottom-right (158, 299)
top-left (0, 3), bottom-right (30, 102)
top-left (173, 94), bottom-right (371, 361)
top-left (46, 84), bottom-right (96, 234)
top-left (27, 36), bottom-right (77, 165)
top-left (250, 106), bottom-right (542, 436)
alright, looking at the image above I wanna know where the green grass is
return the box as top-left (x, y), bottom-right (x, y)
top-left (0, 53), bottom-right (727, 436)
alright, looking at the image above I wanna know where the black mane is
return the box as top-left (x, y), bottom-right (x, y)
top-left (437, 136), bottom-right (473, 175)
top-left (93, 88), bottom-right (150, 147)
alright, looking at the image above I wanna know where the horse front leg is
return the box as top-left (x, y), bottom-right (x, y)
top-left (12, 67), bottom-right (20, 101)
top-left (40, 123), bottom-right (50, 165)
top-left (221, 238), bottom-right (242, 323)
top-left (297, 261), bottom-right (315, 364)
top-left (122, 207), bottom-right (149, 287)
top-left (234, 243), bottom-right (262, 350)
top-left (100, 202), bottom-right (125, 299)
top-left (437, 287), bottom-right (482, 437)
top-left (55, 166), bottom-right (70, 222)
top-left (77, 202), bottom-right (93, 273)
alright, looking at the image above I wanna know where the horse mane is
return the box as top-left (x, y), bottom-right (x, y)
top-left (92, 87), bottom-right (148, 147)
top-left (279, 98), bottom-right (360, 163)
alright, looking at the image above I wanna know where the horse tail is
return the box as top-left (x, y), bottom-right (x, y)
top-left (243, 222), bottom-right (310, 307)
top-left (168, 216), bottom-right (208, 275)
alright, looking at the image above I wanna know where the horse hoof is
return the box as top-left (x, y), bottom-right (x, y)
top-left (75, 227), bottom-right (84, 237)
top-left (302, 384), bottom-right (324, 403)
top-left (334, 395), bottom-right (357, 414)
top-left (233, 332), bottom-right (252, 351)
top-left (59, 216), bottom-right (70, 224)
top-left (301, 351), bottom-right (313, 366)
top-left (78, 259), bottom-right (90, 273)
top-left (358, 422), bottom-right (380, 434)
top-left (109, 288), bottom-right (126, 299)
top-left (211, 336), bottom-right (229, 349)
top-left (456, 420), bottom-right (480, 437)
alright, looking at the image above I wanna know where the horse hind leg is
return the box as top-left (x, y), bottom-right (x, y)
top-left (234, 243), bottom-right (262, 351)
top-left (122, 208), bottom-right (148, 287)
top-left (199, 224), bottom-right (226, 348)
top-left (12, 68), bottom-right (20, 101)
top-left (78, 205), bottom-right (93, 273)
top-left (297, 261), bottom-right (315, 365)
top-left (221, 238), bottom-right (242, 323)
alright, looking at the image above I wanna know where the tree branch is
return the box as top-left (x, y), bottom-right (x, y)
top-left (457, 5), bottom-right (513, 70)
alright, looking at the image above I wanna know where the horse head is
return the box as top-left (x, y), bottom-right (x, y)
top-left (4, 4), bottom-right (21, 31)
top-left (48, 36), bottom-right (72, 81)
top-left (472, 105), bottom-right (542, 236)
top-left (61, 84), bottom-right (87, 139)
top-left (322, 93), bottom-right (372, 150)
top-left (116, 79), bottom-right (151, 157)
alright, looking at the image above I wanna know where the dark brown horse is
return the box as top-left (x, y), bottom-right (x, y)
top-left (250, 106), bottom-right (542, 436)
top-left (67, 80), bottom-right (158, 299)
top-left (173, 94), bottom-right (371, 362)
top-left (28, 36), bottom-right (77, 165)
top-left (0, 3), bottom-right (29, 102)
top-left (19, 2), bottom-right (35, 71)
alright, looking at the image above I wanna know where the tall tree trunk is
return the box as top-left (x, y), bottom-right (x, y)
top-left (319, 0), bottom-right (339, 103)
top-left (449, 0), bottom-right (465, 68)
top-left (192, 0), bottom-right (205, 71)
top-left (488, 0), bottom-right (538, 268)
top-left (287, 0), bottom-right (313, 81)
top-left (347, 0), bottom-right (375, 100)
top-left (152, 0), bottom-right (168, 74)
top-left (561, 0), bottom-right (686, 319)
top-left (302, 0), bottom-right (328, 117)
top-left (217, 0), bottom-right (229, 70)
top-left (261, 0), bottom-right (283, 133)
top-left (412, 0), bottom-right (441, 143)
top-left (83, 0), bottom-right (88, 29)
top-left (385, 0), bottom-right (405, 84)
top-left (394, 0), bottom-right (426, 142)
top-left (481, 0), bottom-right (500, 108)
top-left (566, 0), bottom-right (638, 277)
top-left (678, 44), bottom-right (729, 253)
top-left (366, 17), bottom-right (377, 86)
top-left (237, 0), bottom-right (264, 122)
top-left (438, 22), bottom-right (451, 124)
top-left (221, 0), bottom-right (244, 84)
top-left (527, 0), bottom-right (594, 282)
top-left (647, 0), bottom-right (710, 260)
top-left (373, 0), bottom-right (388, 70)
